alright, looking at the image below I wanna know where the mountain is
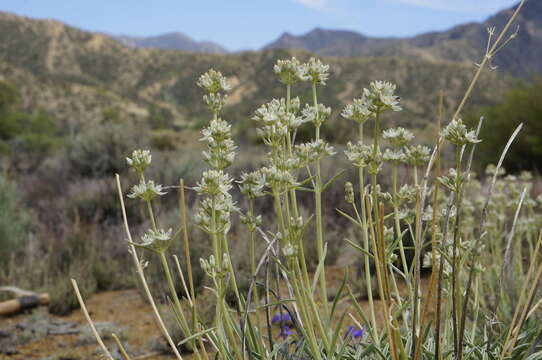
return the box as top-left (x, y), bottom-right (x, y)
top-left (115, 32), bottom-right (228, 54)
top-left (0, 11), bottom-right (515, 144)
top-left (264, 1), bottom-right (542, 77)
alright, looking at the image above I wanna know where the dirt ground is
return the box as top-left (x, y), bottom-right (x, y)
top-left (0, 289), bottom-right (176, 360)
top-left (0, 266), bottom-right (432, 359)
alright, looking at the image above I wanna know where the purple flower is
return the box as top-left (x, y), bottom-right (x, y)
top-left (346, 326), bottom-right (364, 339)
top-left (271, 314), bottom-right (281, 324)
top-left (271, 312), bottom-right (292, 325)
top-left (279, 326), bottom-right (293, 339)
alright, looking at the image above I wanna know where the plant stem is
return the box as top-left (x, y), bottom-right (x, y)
top-left (357, 124), bottom-right (379, 344)
top-left (312, 82), bottom-right (330, 323)
top-left (160, 252), bottom-right (192, 342)
top-left (392, 165), bottom-right (411, 289)
top-left (451, 146), bottom-right (462, 357)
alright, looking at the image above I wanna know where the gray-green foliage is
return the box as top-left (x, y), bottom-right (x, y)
top-left (0, 174), bottom-right (30, 268)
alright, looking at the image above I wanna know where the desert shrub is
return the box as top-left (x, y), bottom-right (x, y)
top-left (148, 104), bottom-right (175, 130)
top-left (0, 175), bottom-right (31, 269)
top-left (0, 80), bottom-right (20, 112)
top-left (0, 81), bottom-right (61, 169)
top-left (67, 121), bottom-right (149, 178)
top-left (469, 78), bottom-right (542, 172)
top-left (151, 129), bottom-right (180, 151)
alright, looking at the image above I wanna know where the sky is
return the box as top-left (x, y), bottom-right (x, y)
top-left (0, 0), bottom-right (520, 51)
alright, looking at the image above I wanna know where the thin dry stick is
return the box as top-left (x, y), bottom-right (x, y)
top-left (421, 0), bottom-right (525, 209)
top-left (115, 174), bottom-right (184, 360)
top-left (71, 279), bottom-right (115, 360)
top-left (452, 0), bottom-right (526, 121)
top-left (112, 333), bottom-right (132, 360)
top-left (433, 91), bottom-right (444, 360)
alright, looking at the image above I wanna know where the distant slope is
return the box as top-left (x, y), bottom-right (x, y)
top-left (264, 1), bottom-right (542, 77)
top-left (0, 11), bottom-right (515, 143)
top-left (115, 32), bottom-right (228, 54)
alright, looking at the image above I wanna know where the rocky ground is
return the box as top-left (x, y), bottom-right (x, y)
top-left (0, 289), bottom-right (176, 360)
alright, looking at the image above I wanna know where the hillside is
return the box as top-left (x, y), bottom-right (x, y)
top-left (0, 11), bottom-right (516, 143)
top-left (115, 32), bottom-right (228, 54)
top-left (264, 1), bottom-right (542, 78)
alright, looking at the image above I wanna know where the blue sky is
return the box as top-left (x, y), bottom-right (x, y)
top-left (0, 0), bottom-right (519, 51)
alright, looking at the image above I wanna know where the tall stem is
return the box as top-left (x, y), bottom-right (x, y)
top-left (357, 124), bottom-right (379, 343)
top-left (371, 110), bottom-right (382, 252)
top-left (392, 165), bottom-right (411, 286)
top-left (451, 146), bottom-right (462, 356)
top-left (312, 82), bottom-right (329, 322)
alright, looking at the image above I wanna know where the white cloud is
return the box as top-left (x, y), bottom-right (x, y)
top-left (393, 0), bottom-right (516, 13)
top-left (294, 0), bottom-right (329, 11)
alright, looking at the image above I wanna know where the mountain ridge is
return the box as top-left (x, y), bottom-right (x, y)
top-left (0, 9), bottom-right (518, 143)
top-left (114, 32), bottom-right (228, 54)
top-left (264, 1), bottom-right (542, 77)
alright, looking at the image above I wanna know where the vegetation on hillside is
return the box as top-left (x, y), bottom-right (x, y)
top-left (0, 11), bottom-right (515, 145)
top-left (470, 78), bottom-right (542, 172)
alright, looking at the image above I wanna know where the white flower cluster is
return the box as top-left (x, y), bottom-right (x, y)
top-left (203, 92), bottom-right (227, 114)
top-left (341, 96), bottom-right (373, 124)
top-left (128, 180), bottom-right (167, 202)
top-left (274, 57), bottom-right (309, 85)
top-left (126, 149), bottom-right (152, 173)
top-left (302, 103), bottom-right (331, 128)
top-left (195, 170), bottom-right (233, 196)
top-left (383, 127), bottom-right (414, 149)
top-left (252, 98), bottom-right (309, 149)
top-left (136, 228), bottom-right (174, 253)
top-left (295, 139), bottom-right (335, 167)
top-left (364, 80), bottom-right (402, 112)
top-left (443, 118), bottom-right (481, 146)
top-left (397, 184), bottom-right (416, 204)
top-left (201, 118), bottom-right (236, 170)
top-left (195, 193), bottom-right (237, 235)
top-left (254, 98), bottom-right (306, 128)
top-left (404, 145), bottom-right (431, 167)
top-left (383, 148), bottom-right (406, 165)
top-left (238, 171), bottom-right (266, 199)
top-left (274, 57), bottom-right (330, 86)
top-left (344, 141), bottom-right (374, 168)
top-left (196, 69), bottom-right (237, 236)
top-left (197, 69), bottom-right (231, 94)
top-left (306, 57), bottom-right (330, 85)
top-left (341, 80), bottom-right (401, 136)
top-left (194, 170), bottom-right (237, 235)
top-left (198, 69), bottom-right (231, 114)
top-left (260, 165), bottom-right (299, 190)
